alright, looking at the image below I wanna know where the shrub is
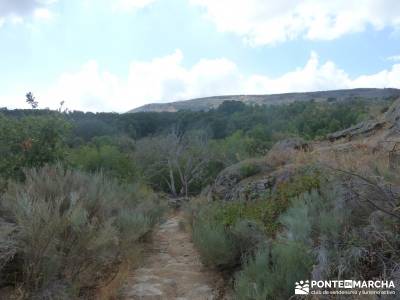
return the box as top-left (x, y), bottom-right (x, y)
top-left (231, 220), bottom-right (265, 258)
top-left (68, 144), bottom-right (137, 182)
top-left (234, 247), bottom-right (272, 300)
top-left (192, 218), bottom-right (239, 270)
top-left (0, 165), bottom-right (162, 298)
top-left (213, 202), bottom-right (261, 228)
top-left (0, 219), bottom-right (16, 277)
top-left (189, 199), bottom-right (266, 268)
top-left (0, 115), bottom-right (69, 183)
top-left (234, 242), bottom-right (313, 299)
top-left (277, 183), bottom-right (397, 284)
top-left (239, 163), bottom-right (261, 178)
top-left (210, 169), bottom-right (321, 236)
top-left (209, 131), bottom-right (256, 165)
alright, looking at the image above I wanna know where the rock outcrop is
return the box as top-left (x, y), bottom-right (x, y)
top-left (327, 120), bottom-right (385, 141)
top-left (383, 98), bottom-right (400, 138)
top-left (328, 98), bottom-right (400, 141)
top-left (210, 98), bottom-right (400, 203)
top-left (211, 157), bottom-right (297, 202)
top-left (212, 158), bottom-right (272, 201)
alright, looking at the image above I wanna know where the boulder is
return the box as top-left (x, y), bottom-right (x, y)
top-left (212, 158), bottom-right (272, 201)
top-left (212, 160), bottom-right (295, 202)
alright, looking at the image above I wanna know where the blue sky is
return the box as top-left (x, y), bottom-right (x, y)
top-left (0, 0), bottom-right (399, 112)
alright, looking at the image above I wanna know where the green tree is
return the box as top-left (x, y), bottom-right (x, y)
top-left (0, 115), bottom-right (69, 183)
top-left (68, 144), bottom-right (137, 182)
top-left (25, 92), bottom-right (38, 109)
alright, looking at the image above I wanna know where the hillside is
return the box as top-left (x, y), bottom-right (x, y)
top-left (129, 88), bottom-right (400, 113)
top-left (1, 94), bottom-right (400, 299)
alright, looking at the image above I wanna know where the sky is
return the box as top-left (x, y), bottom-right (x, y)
top-left (0, 0), bottom-right (399, 112)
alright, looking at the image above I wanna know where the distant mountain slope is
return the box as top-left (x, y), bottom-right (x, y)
top-left (129, 88), bottom-right (400, 113)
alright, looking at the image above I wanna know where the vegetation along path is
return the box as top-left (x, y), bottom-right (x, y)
top-left (121, 212), bottom-right (225, 300)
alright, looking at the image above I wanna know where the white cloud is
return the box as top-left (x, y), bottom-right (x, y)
top-left (387, 55), bottom-right (400, 62)
top-left (351, 64), bottom-right (400, 88)
top-left (33, 8), bottom-right (54, 21)
top-left (0, 0), bottom-right (57, 26)
top-left (243, 52), bottom-right (352, 94)
top-left (38, 50), bottom-right (243, 112)
top-left (2, 51), bottom-right (400, 112)
top-left (190, 0), bottom-right (400, 45)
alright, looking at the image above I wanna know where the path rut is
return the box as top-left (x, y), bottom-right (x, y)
top-left (121, 212), bottom-right (225, 300)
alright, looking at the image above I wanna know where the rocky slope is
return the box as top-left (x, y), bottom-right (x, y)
top-left (328, 97), bottom-right (400, 142)
top-left (209, 97), bottom-right (400, 202)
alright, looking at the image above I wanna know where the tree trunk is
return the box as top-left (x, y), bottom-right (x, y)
top-left (168, 160), bottom-right (177, 197)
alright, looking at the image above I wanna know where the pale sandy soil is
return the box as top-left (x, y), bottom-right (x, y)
top-left (120, 212), bottom-right (229, 300)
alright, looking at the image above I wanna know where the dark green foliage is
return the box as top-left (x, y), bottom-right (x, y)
top-left (72, 118), bottom-right (116, 141)
top-left (217, 100), bottom-right (247, 114)
top-left (209, 131), bottom-right (257, 164)
top-left (239, 162), bottom-right (261, 178)
top-left (0, 114), bottom-right (69, 184)
top-left (1, 97), bottom-right (383, 145)
top-left (68, 144), bottom-right (137, 182)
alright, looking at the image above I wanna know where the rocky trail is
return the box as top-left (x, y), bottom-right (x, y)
top-left (120, 212), bottom-right (227, 300)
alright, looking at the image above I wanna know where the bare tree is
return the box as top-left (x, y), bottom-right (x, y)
top-left (172, 130), bottom-right (209, 198)
top-left (135, 129), bottom-right (210, 198)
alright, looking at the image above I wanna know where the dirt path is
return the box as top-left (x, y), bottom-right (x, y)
top-left (121, 212), bottom-right (226, 300)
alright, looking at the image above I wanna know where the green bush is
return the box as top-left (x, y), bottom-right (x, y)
top-left (231, 220), bottom-right (265, 257)
top-left (210, 170), bottom-right (320, 236)
top-left (213, 202), bottom-right (264, 229)
top-left (0, 114), bottom-right (69, 183)
top-left (234, 247), bottom-right (272, 300)
top-left (0, 165), bottom-right (163, 299)
top-left (239, 162), bottom-right (261, 178)
top-left (189, 171), bottom-right (324, 299)
top-left (209, 131), bottom-right (256, 165)
top-left (234, 242), bottom-right (313, 299)
top-left (68, 144), bottom-right (137, 182)
top-left (192, 218), bottom-right (239, 270)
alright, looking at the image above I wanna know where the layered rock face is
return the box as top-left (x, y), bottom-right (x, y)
top-left (328, 98), bottom-right (400, 141)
